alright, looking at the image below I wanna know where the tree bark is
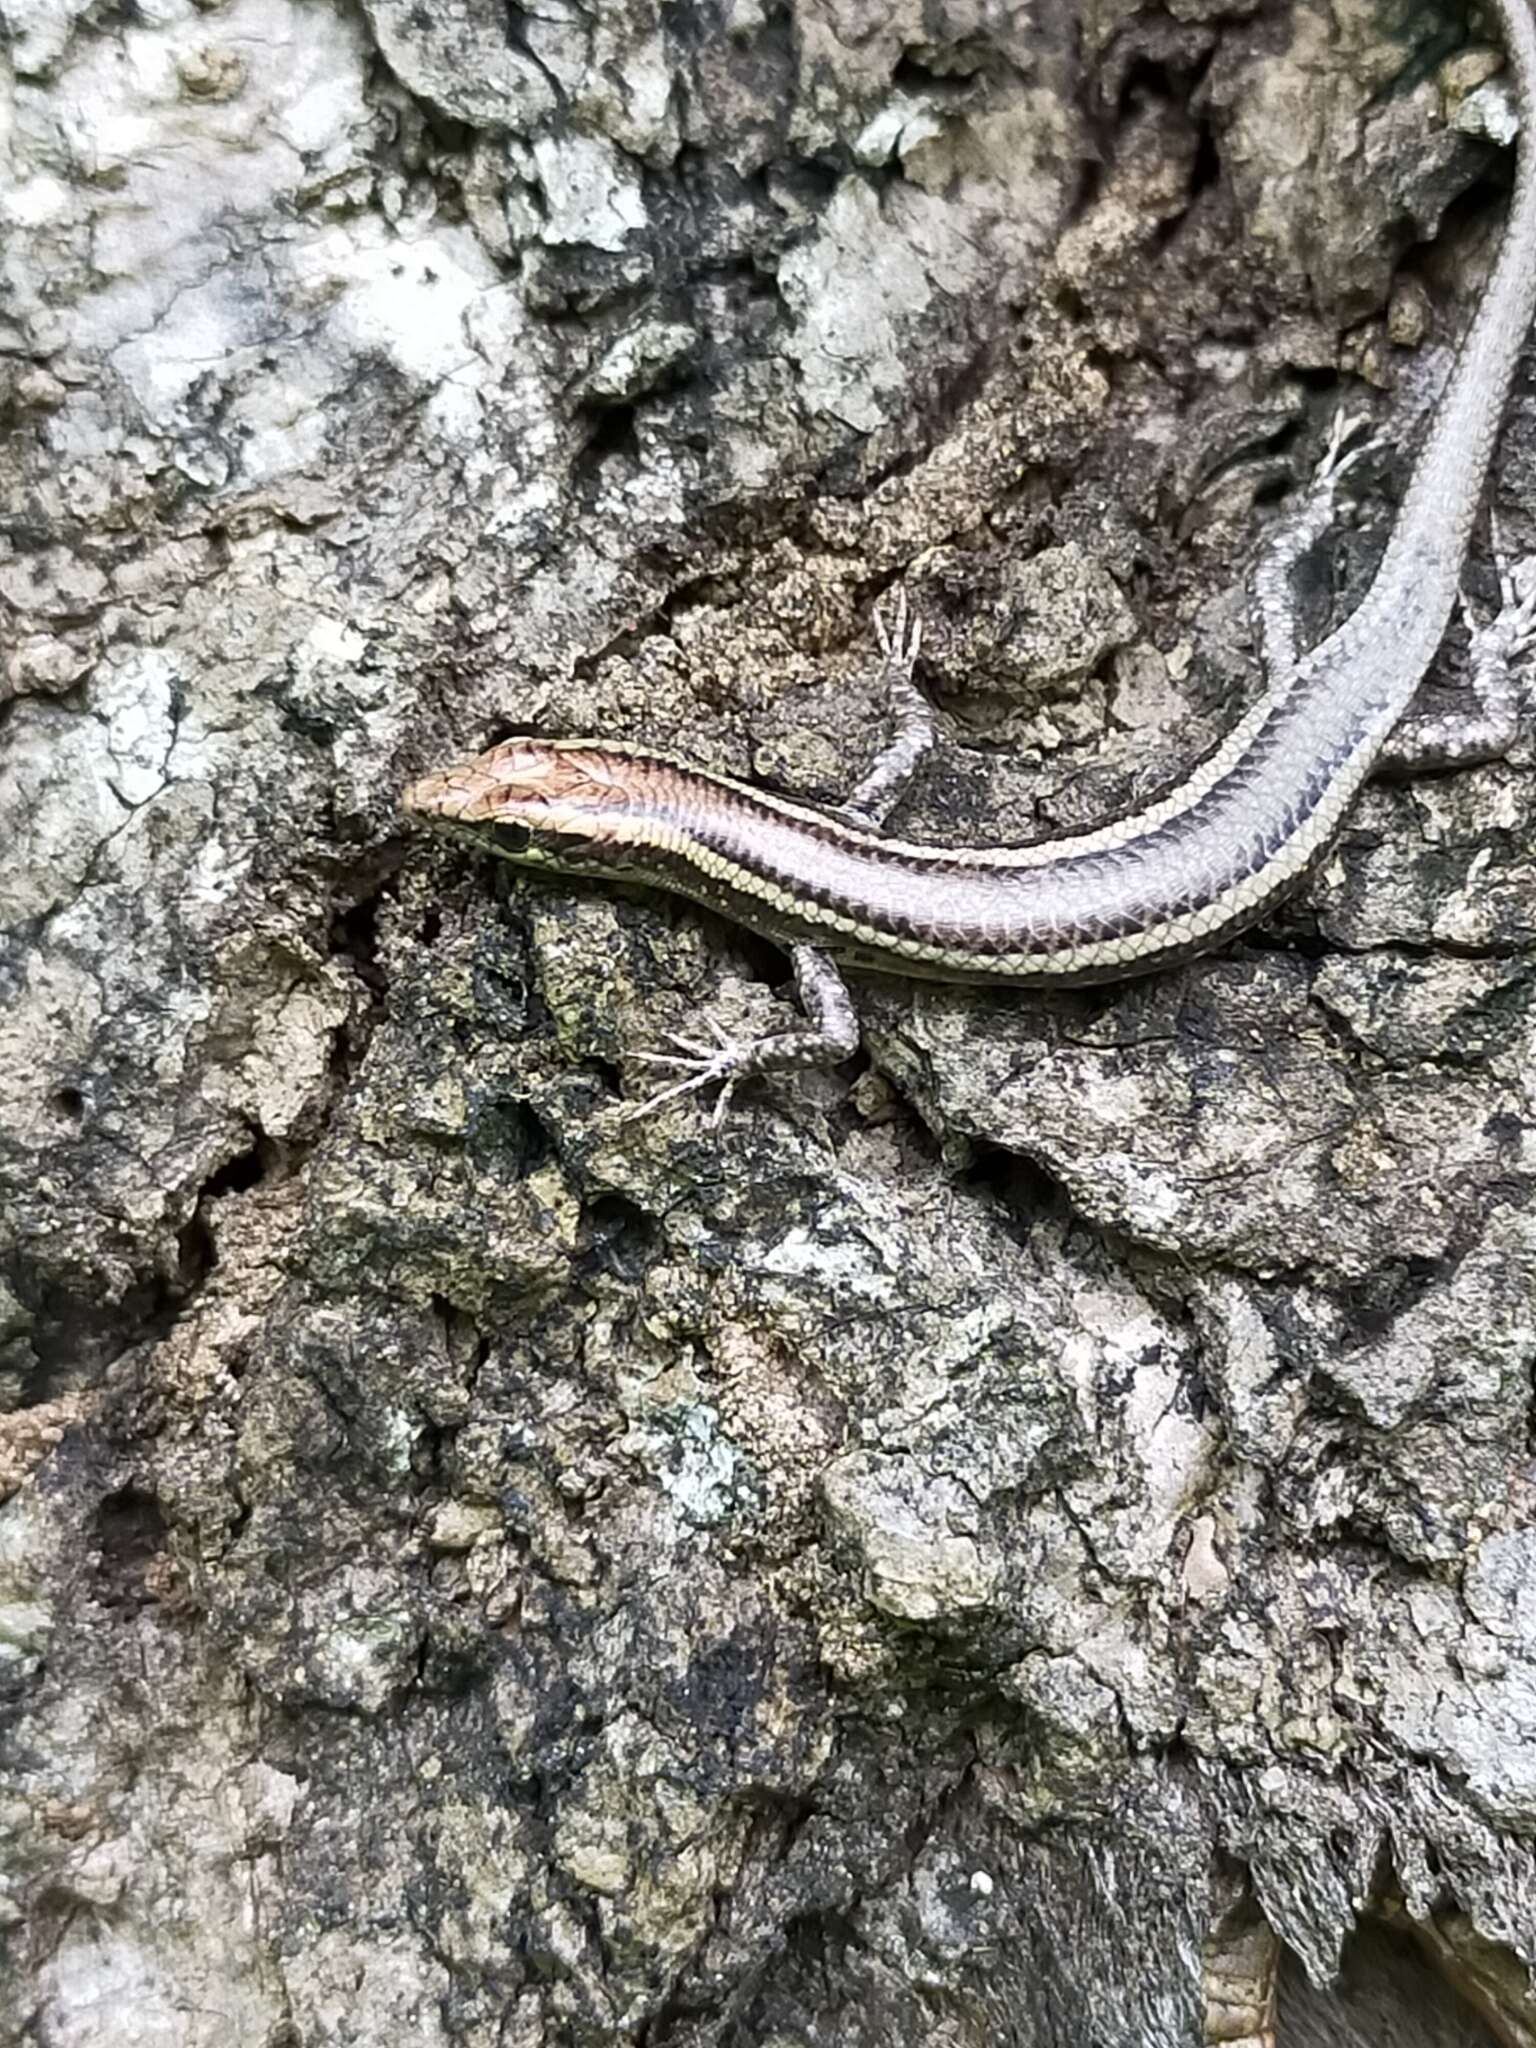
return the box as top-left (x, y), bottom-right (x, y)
top-left (2, 1), bottom-right (1534, 2043)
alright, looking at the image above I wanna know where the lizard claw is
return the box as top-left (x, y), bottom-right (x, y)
top-left (872, 586), bottom-right (923, 669)
top-left (1317, 409), bottom-right (1377, 488)
top-left (622, 1025), bottom-right (756, 1125)
top-left (1489, 513), bottom-right (1536, 616)
top-left (1470, 515), bottom-right (1536, 667)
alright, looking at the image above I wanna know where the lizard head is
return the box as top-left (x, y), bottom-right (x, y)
top-left (402, 738), bottom-right (679, 870)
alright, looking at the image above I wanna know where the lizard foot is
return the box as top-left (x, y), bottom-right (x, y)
top-left (618, 947), bottom-right (859, 1130)
top-left (834, 587), bottom-right (931, 831)
top-left (1462, 512), bottom-right (1536, 671)
top-left (871, 583), bottom-right (924, 669)
top-left (622, 1015), bottom-right (756, 1126)
top-left (1379, 516), bottom-right (1536, 774)
top-left (1315, 407), bottom-right (1378, 491)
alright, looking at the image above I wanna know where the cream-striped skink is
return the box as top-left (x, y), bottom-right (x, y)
top-left (405, 0), bottom-right (1536, 1114)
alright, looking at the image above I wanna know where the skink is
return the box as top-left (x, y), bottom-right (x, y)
top-left (405, 0), bottom-right (1536, 1113)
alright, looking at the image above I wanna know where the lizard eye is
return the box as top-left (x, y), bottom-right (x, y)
top-left (494, 821), bottom-right (533, 855)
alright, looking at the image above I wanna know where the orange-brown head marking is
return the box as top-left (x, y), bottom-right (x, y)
top-left (401, 740), bottom-right (689, 871)
top-left (403, 739), bottom-right (642, 823)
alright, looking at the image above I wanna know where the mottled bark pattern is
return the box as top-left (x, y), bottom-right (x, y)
top-left (3, 0), bottom-right (1536, 2043)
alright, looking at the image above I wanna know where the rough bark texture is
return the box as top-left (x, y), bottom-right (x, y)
top-left (2, 0), bottom-right (1535, 2043)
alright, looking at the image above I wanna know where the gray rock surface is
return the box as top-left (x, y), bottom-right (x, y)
top-left (2, 0), bottom-right (1535, 2042)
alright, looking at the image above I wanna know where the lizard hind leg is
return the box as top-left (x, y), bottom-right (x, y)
top-left (1250, 409), bottom-right (1379, 677)
top-left (1378, 517), bottom-right (1536, 775)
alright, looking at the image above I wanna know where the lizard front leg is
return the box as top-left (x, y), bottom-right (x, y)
top-left (623, 594), bottom-right (926, 1122)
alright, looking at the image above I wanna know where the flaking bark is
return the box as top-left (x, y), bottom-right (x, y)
top-left (1, 1), bottom-right (1533, 2042)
